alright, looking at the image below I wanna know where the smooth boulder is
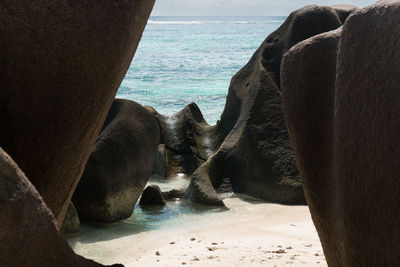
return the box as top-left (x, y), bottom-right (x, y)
top-left (73, 99), bottom-right (160, 223)
top-left (0, 147), bottom-right (122, 267)
top-left (139, 185), bottom-right (166, 206)
top-left (0, 0), bottom-right (155, 224)
top-left (281, 2), bottom-right (400, 266)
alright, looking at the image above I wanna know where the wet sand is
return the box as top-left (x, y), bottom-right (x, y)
top-left (68, 177), bottom-right (326, 266)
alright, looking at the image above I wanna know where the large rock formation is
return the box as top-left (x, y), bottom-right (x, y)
top-left (281, 2), bottom-right (400, 266)
top-left (0, 0), bottom-right (155, 224)
top-left (282, 28), bottom-right (342, 265)
top-left (73, 99), bottom-right (160, 223)
top-left (154, 5), bottom-right (355, 206)
top-left (0, 148), bottom-right (122, 267)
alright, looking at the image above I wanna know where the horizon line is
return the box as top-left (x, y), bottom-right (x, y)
top-left (149, 15), bottom-right (288, 17)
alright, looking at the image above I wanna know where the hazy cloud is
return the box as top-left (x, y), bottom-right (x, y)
top-left (151, 0), bottom-right (376, 16)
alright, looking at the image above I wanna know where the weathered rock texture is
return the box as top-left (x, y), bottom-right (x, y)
top-left (151, 5), bottom-right (355, 206)
top-left (73, 99), bottom-right (160, 223)
top-left (61, 202), bottom-right (81, 235)
top-left (139, 185), bottom-right (166, 206)
top-left (162, 189), bottom-right (186, 200)
top-left (0, 0), bottom-right (155, 224)
top-left (0, 148), bottom-right (122, 267)
top-left (148, 103), bottom-right (222, 178)
top-left (281, 2), bottom-right (400, 266)
top-left (151, 144), bottom-right (167, 178)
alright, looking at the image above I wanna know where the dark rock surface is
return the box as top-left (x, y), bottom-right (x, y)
top-left (73, 99), bottom-right (160, 223)
top-left (139, 185), bottom-right (166, 206)
top-left (282, 28), bottom-right (342, 265)
top-left (61, 202), bottom-right (81, 235)
top-left (281, 2), bottom-right (400, 266)
top-left (282, 27), bottom-right (341, 266)
top-left (0, 147), bottom-right (123, 267)
top-left (148, 103), bottom-right (222, 178)
top-left (152, 144), bottom-right (167, 178)
top-left (162, 189), bottom-right (186, 200)
top-left (150, 5), bottom-right (354, 206)
top-left (0, 0), bottom-right (155, 224)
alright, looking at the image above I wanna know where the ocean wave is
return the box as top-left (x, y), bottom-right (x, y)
top-left (148, 20), bottom-right (203, 25)
top-left (147, 20), bottom-right (284, 25)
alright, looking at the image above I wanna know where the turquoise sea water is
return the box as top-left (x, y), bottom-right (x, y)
top-left (117, 16), bottom-right (286, 124)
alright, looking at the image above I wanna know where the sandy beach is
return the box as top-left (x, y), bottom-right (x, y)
top-left (68, 182), bottom-right (326, 267)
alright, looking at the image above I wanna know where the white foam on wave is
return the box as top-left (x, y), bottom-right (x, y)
top-left (147, 20), bottom-right (283, 25)
top-left (148, 20), bottom-right (203, 25)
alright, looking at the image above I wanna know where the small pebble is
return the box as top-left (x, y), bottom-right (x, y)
top-left (170, 242), bottom-right (175, 245)
top-left (181, 262), bottom-right (186, 265)
top-left (190, 238), bottom-right (196, 241)
top-left (155, 251), bottom-right (160, 256)
top-left (211, 242), bottom-right (218, 245)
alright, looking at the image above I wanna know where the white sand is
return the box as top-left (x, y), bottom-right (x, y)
top-left (68, 195), bottom-right (326, 267)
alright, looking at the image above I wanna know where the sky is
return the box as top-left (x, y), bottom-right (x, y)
top-left (151, 0), bottom-right (376, 16)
